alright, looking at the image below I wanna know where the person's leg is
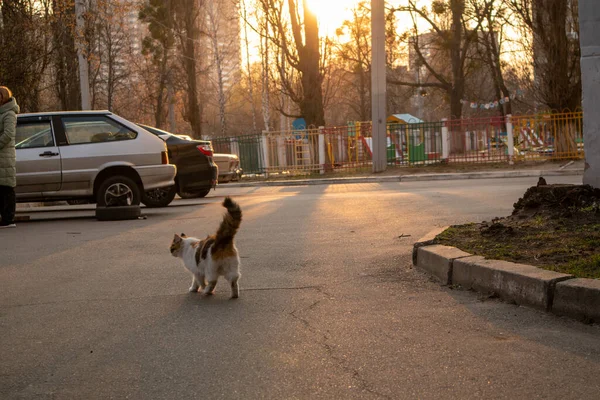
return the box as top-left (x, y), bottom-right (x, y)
top-left (0, 185), bottom-right (16, 227)
top-left (0, 185), bottom-right (7, 222)
top-left (5, 186), bottom-right (15, 224)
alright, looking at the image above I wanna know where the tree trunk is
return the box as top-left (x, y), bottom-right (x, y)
top-left (261, 21), bottom-right (271, 131)
top-left (52, 0), bottom-right (81, 110)
top-left (241, 0), bottom-right (258, 133)
top-left (450, 0), bottom-right (464, 120)
top-left (180, 0), bottom-right (203, 138)
top-left (155, 55), bottom-right (168, 129)
top-left (298, 1), bottom-right (325, 127)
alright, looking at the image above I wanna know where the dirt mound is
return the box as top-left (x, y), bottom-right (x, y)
top-left (435, 182), bottom-right (600, 279)
top-left (512, 184), bottom-right (600, 218)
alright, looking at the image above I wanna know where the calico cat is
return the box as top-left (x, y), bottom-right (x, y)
top-left (170, 197), bottom-right (242, 298)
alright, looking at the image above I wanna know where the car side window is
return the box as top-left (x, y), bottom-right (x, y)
top-left (15, 121), bottom-right (55, 149)
top-left (62, 116), bottom-right (137, 145)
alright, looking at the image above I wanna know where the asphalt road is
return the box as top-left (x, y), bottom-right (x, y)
top-left (1, 176), bottom-right (599, 399)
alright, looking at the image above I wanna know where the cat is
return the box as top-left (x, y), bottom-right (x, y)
top-left (170, 196), bottom-right (242, 299)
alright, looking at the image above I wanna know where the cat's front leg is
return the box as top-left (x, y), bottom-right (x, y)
top-left (196, 273), bottom-right (207, 290)
top-left (189, 276), bottom-right (200, 293)
top-left (202, 280), bottom-right (217, 296)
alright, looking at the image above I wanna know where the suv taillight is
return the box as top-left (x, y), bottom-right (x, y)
top-left (197, 144), bottom-right (213, 157)
top-left (161, 151), bottom-right (169, 164)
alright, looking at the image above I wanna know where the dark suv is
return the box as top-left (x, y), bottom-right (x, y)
top-left (138, 124), bottom-right (218, 207)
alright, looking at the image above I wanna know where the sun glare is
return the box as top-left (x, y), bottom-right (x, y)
top-left (305, 0), bottom-right (358, 36)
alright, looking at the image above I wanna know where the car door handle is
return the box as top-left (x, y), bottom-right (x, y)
top-left (39, 151), bottom-right (59, 157)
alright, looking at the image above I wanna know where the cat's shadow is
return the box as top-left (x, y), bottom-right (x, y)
top-left (176, 291), bottom-right (239, 310)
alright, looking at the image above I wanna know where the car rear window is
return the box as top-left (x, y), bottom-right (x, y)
top-left (62, 116), bottom-right (137, 145)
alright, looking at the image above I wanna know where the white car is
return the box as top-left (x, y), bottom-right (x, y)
top-left (15, 111), bottom-right (176, 206)
top-left (213, 153), bottom-right (242, 183)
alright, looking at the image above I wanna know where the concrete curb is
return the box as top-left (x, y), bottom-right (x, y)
top-left (453, 256), bottom-right (573, 310)
top-left (416, 245), bottom-right (471, 285)
top-left (227, 168), bottom-right (583, 188)
top-left (553, 279), bottom-right (600, 322)
top-left (412, 234), bottom-right (600, 323)
top-left (412, 226), bottom-right (449, 265)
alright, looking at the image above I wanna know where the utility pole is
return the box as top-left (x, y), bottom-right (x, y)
top-left (580, 0), bottom-right (600, 188)
top-left (75, 0), bottom-right (91, 110)
top-left (371, 0), bottom-right (387, 172)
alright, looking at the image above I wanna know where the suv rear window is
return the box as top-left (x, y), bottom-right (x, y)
top-left (62, 116), bottom-right (137, 144)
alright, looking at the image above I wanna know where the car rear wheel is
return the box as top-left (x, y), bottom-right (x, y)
top-left (142, 185), bottom-right (176, 208)
top-left (177, 188), bottom-right (211, 199)
top-left (97, 175), bottom-right (141, 207)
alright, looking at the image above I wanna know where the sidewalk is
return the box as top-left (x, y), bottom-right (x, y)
top-left (225, 159), bottom-right (585, 188)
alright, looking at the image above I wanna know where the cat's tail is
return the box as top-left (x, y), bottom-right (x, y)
top-left (214, 196), bottom-right (242, 248)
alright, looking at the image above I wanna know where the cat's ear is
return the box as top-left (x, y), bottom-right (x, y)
top-left (181, 232), bottom-right (187, 237)
top-left (173, 233), bottom-right (182, 242)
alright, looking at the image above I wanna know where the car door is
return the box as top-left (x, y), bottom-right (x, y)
top-left (57, 115), bottom-right (139, 194)
top-left (15, 116), bottom-right (62, 195)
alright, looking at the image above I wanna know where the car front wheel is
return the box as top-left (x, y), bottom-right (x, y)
top-left (142, 185), bottom-right (176, 208)
top-left (97, 175), bottom-right (141, 207)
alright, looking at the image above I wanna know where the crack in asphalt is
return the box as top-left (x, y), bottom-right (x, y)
top-left (289, 291), bottom-right (393, 400)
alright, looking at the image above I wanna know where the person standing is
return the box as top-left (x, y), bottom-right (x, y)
top-left (0, 86), bottom-right (19, 228)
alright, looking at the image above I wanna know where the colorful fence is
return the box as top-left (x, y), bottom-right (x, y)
top-left (512, 111), bottom-right (584, 160)
top-left (445, 116), bottom-right (510, 163)
top-left (208, 111), bottom-right (584, 176)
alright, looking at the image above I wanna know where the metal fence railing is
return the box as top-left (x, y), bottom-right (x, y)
top-left (387, 121), bottom-right (444, 165)
top-left (212, 134), bottom-right (265, 174)
top-left (512, 111), bottom-right (583, 160)
top-left (446, 116), bottom-right (510, 163)
top-left (207, 111), bottom-right (585, 177)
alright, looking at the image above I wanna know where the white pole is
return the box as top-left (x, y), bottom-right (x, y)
top-left (318, 127), bottom-right (326, 175)
top-left (441, 118), bottom-right (449, 160)
top-left (506, 114), bottom-right (514, 165)
top-left (371, 0), bottom-right (387, 172)
top-left (75, 0), bottom-right (91, 110)
top-left (261, 132), bottom-right (270, 176)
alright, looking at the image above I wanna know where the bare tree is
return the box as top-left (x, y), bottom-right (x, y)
top-left (0, 0), bottom-right (53, 112)
top-left (334, 1), bottom-right (372, 122)
top-left (507, 0), bottom-right (581, 112)
top-left (139, 0), bottom-right (176, 129)
top-left (259, 10), bottom-right (273, 131)
top-left (240, 0), bottom-right (259, 133)
top-left (257, 0), bottom-right (325, 127)
top-left (469, 0), bottom-right (513, 117)
top-left (87, 0), bottom-right (137, 111)
top-left (172, 0), bottom-right (204, 138)
top-left (205, 0), bottom-right (240, 136)
top-left (390, 0), bottom-right (488, 120)
top-left (51, 0), bottom-right (81, 110)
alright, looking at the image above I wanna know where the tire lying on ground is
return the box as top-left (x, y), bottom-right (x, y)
top-left (95, 205), bottom-right (141, 221)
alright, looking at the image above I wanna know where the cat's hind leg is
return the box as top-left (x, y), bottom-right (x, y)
top-left (225, 270), bottom-right (241, 299)
top-left (229, 277), bottom-right (239, 299)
